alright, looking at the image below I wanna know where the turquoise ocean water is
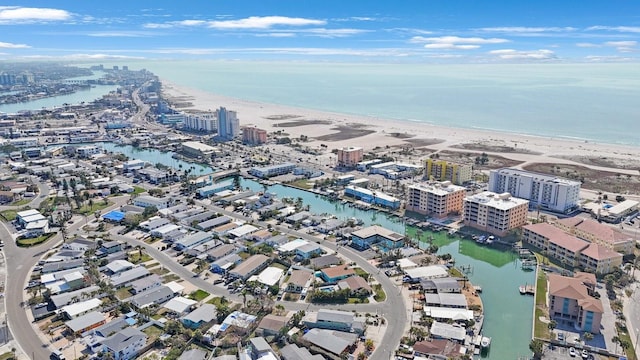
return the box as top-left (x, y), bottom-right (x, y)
top-left (129, 60), bottom-right (640, 147)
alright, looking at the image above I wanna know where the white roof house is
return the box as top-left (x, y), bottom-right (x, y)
top-left (164, 296), bottom-right (197, 314)
top-left (61, 298), bottom-right (102, 319)
top-left (227, 224), bottom-right (259, 238)
top-left (404, 265), bottom-right (449, 280)
top-left (253, 267), bottom-right (284, 286)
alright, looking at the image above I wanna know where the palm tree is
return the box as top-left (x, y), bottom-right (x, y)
top-left (529, 339), bottom-right (544, 360)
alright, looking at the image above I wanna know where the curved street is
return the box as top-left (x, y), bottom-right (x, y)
top-left (1, 193), bottom-right (407, 360)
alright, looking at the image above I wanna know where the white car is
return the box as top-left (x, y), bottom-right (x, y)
top-left (569, 347), bottom-right (576, 357)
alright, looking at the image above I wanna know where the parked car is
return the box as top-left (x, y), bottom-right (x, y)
top-left (569, 347), bottom-right (576, 357)
top-left (581, 350), bottom-right (589, 359)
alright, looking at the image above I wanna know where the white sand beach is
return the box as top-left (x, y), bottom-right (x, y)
top-left (161, 80), bottom-right (640, 176)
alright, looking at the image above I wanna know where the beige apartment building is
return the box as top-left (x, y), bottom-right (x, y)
top-left (337, 146), bottom-right (364, 168)
top-left (406, 181), bottom-right (466, 218)
top-left (555, 217), bottom-right (634, 254)
top-left (523, 223), bottom-right (623, 274)
top-left (463, 192), bottom-right (529, 236)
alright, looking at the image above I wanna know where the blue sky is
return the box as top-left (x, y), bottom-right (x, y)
top-left (0, 0), bottom-right (639, 62)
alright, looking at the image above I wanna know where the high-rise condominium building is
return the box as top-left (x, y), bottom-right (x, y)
top-left (488, 168), bottom-right (580, 214)
top-left (406, 181), bottom-right (466, 218)
top-left (463, 191), bottom-right (529, 236)
top-left (216, 107), bottom-right (239, 140)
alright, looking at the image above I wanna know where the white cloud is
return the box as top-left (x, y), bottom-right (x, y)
top-left (301, 28), bottom-right (369, 38)
top-left (489, 49), bottom-right (556, 60)
top-left (576, 42), bottom-right (599, 48)
top-left (605, 40), bottom-right (637, 47)
top-left (0, 7), bottom-right (71, 24)
top-left (143, 22), bottom-right (173, 29)
top-left (587, 26), bottom-right (640, 33)
top-left (585, 55), bottom-right (634, 62)
top-left (476, 26), bottom-right (576, 35)
top-left (411, 36), bottom-right (508, 50)
top-left (143, 20), bottom-right (207, 29)
top-left (424, 43), bottom-right (480, 50)
top-left (208, 16), bottom-right (325, 29)
top-left (254, 32), bottom-right (296, 38)
top-left (0, 41), bottom-right (30, 48)
top-left (176, 20), bottom-right (206, 27)
top-left (87, 31), bottom-right (155, 38)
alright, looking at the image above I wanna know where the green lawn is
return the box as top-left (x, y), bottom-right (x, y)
top-left (0, 351), bottom-right (15, 360)
top-left (354, 267), bottom-right (368, 278)
top-left (129, 252), bottom-right (153, 264)
top-left (17, 233), bottom-right (56, 247)
top-left (0, 209), bottom-right (18, 221)
top-left (289, 179), bottom-right (314, 190)
top-left (163, 274), bottom-right (180, 283)
top-left (189, 289), bottom-right (210, 301)
top-left (150, 267), bottom-right (170, 275)
top-left (133, 186), bottom-right (146, 194)
top-left (616, 323), bottom-right (637, 360)
top-left (11, 198), bottom-right (32, 206)
top-left (143, 261), bottom-right (159, 268)
top-left (76, 200), bottom-right (111, 215)
top-left (348, 297), bottom-right (369, 304)
top-left (142, 324), bottom-right (164, 340)
top-left (533, 270), bottom-right (549, 339)
top-left (373, 284), bottom-right (386, 302)
top-left (116, 286), bottom-right (133, 300)
top-left (207, 296), bottom-right (230, 307)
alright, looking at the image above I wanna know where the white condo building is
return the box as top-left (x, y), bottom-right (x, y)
top-left (183, 112), bottom-right (217, 133)
top-left (488, 168), bottom-right (580, 214)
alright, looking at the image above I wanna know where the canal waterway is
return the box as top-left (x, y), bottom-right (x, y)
top-left (95, 142), bottom-right (535, 359)
top-left (0, 84), bottom-right (119, 113)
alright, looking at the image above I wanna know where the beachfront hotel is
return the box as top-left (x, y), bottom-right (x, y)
top-left (522, 223), bottom-right (623, 274)
top-left (242, 125), bottom-right (267, 145)
top-left (488, 168), bottom-right (581, 214)
top-left (554, 217), bottom-right (635, 255)
top-left (463, 191), bottom-right (529, 236)
top-left (216, 106), bottom-right (239, 140)
top-left (406, 181), bottom-right (466, 218)
top-left (424, 159), bottom-right (472, 185)
top-left (336, 146), bottom-right (364, 168)
top-left (547, 272), bottom-right (603, 334)
top-left (182, 112), bottom-right (217, 133)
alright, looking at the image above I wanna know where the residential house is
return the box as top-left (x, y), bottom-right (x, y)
top-left (286, 270), bottom-right (313, 294)
top-left (129, 285), bottom-right (174, 309)
top-left (182, 304), bottom-right (217, 329)
top-left (303, 309), bottom-right (365, 334)
top-left (178, 349), bottom-right (207, 360)
top-left (101, 327), bottom-right (147, 360)
top-left (256, 314), bottom-right (288, 337)
top-left (280, 344), bottom-right (324, 360)
top-left (65, 311), bottom-right (107, 335)
top-left (301, 328), bottom-right (358, 357)
top-left (319, 266), bottom-right (355, 283)
top-left (337, 276), bottom-right (372, 296)
top-left (229, 254), bottom-right (270, 280)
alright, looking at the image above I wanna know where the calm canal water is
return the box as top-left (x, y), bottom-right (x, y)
top-left (98, 143), bottom-right (535, 359)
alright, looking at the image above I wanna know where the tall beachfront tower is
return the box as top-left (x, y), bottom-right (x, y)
top-left (216, 107), bottom-right (239, 140)
top-left (488, 168), bottom-right (581, 214)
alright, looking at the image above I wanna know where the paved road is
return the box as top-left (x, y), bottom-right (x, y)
top-left (623, 283), bottom-right (640, 357)
top-left (193, 200), bottom-right (407, 360)
top-left (0, 178), bottom-right (50, 212)
top-left (2, 196), bottom-right (129, 360)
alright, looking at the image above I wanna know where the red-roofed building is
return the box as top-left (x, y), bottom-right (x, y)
top-left (413, 339), bottom-right (465, 358)
top-left (555, 217), bottom-right (634, 254)
top-left (579, 243), bottom-right (623, 274)
top-left (319, 266), bottom-right (356, 283)
top-left (547, 273), bottom-right (603, 334)
top-left (523, 223), bottom-right (623, 274)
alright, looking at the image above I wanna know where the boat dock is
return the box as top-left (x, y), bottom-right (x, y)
top-left (519, 284), bottom-right (535, 295)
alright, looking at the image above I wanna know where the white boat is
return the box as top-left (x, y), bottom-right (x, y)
top-left (481, 336), bottom-right (491, 348)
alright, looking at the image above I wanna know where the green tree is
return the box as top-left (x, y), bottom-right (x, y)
top-left (529, 339), bottom-right (544, 360)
